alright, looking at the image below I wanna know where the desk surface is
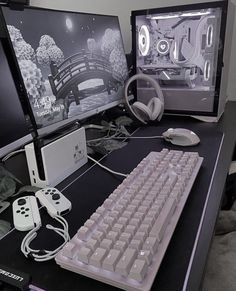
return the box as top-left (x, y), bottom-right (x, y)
top-left (0, 101), bottom-right (236, 291)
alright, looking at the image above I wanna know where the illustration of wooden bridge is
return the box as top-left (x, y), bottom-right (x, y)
top-left (48, 51), bottom-right (123, 105)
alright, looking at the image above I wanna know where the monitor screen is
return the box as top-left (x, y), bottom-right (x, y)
top-left (0, 39), bottom-right (31, 158)
top-left (1, 6), bottom-right (128, 135)
top-left (131, 1), bottom-right (227, 116)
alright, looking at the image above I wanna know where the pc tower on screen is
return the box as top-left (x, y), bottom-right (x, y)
top-left (1, 6), bottom-right (129, 135)
top-left (131, 1), bottom-right (232, 121)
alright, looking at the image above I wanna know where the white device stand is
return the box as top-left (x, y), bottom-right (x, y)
top-left (25, 127), bottom-right (87, 188)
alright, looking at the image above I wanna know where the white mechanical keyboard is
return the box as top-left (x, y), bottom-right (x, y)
top-left (55, 149), bottom-right (203, 291)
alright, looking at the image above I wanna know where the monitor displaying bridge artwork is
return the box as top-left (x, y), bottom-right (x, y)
top-left (1, 6), bottom-right (128, 135)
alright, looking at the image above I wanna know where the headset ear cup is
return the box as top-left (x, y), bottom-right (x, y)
top-left (147, 98), bottom-right (163, 120)
top-left (132, 101), bottom-right (153, 121)
top-left (124, 73), bottom-right (164, 124)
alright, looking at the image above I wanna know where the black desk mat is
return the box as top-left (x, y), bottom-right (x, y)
top-left (0, 116), bottom-right (224, 291)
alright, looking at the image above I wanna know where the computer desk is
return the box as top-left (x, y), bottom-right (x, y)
top-left (0, 101), bottom-right (236, 291)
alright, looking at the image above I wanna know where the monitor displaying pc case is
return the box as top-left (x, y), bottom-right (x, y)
top-left (131, 1), bottom-right (232, 121)
top-left (1, 6), bottom-right (128, 135)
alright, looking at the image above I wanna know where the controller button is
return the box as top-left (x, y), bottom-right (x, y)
top-left (18, 198), bottom-right (26, 206)
top-left (21, 211), bottom-right (25, 214)
top-left (52, 193), bottom-right (60, 200)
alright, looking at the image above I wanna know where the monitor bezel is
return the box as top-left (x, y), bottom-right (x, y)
top-left (131, 0), bottom-right (228, 117)
top-left (0, 4), bottom-right (128, 137)
top-left (0, 29), bottom-right (32, 159)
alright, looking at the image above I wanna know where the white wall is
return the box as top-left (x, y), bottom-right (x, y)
top-left (30, 0), bottom-right (236, 100)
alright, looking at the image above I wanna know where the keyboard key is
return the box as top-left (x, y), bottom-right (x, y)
top-left (125, 225), bottom-right (136, 236)
top-left (113, 240), bottom-right (127, 252)
top-left (84, 219), bottom-right (96, 229)
top-left (103, 198), bottom-right (114, 209)
top-left (96, 206), bottom-right (106, 216)
top-left (103, 216), bottom-right (115, 227)
top-left (120, 232), bottom-right (132, 244)
top-left (150, 197), bottom-right (177, 242)
top-left (62, 242), bottom-right (77, 259)
top-left (102, 249), bottom-right (121, 272)
top-left (78, 247), bottom-right (92, 264)
top-left (143, 237), bottom-right (159, 254)
top-left (100, 238), bottom-right (113, 250)
top-left (97, 223), bottom-right (110, 234)
top-left (112, 223), bottom-right (124, 234)
top-left (89, 248), bottom-right (107, 268)
top-left (134, 231), bottom-right (147, 243)
top-left (91, 230), bottom-right (105, 242)
top-left (77, 226), bottom-right (90, 241)
top-left (86, 238), bottom-right (99, 251)
top-left (90, 213), bottom-right (102, 222)
top-left (129, 259), bottom-right (148, 282)
top-left (138, 249), bottom-right (152, 265)
top-left (107, 231), bottom-right (119, 242)
top-left (130, 239), bottom-right (142, 251)
top-left (115, 248), bottom-right (137, 276)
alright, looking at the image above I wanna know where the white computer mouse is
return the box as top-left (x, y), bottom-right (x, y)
top-left (162, 128), bottom-right (200, 146)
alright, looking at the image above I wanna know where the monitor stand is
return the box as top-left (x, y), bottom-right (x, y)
top-left (191, 115), bottom-right (222, 123)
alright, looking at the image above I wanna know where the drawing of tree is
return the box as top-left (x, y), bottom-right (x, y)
top-left (101, 28), bottom-right (121, 59)
top-left (36, 35), bottom-right (64, 66)
top-left (7, 25), bottom-right (35, 61)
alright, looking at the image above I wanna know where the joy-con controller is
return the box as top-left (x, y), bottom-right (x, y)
top-left (12, 196), bottom-right (41, 231)
top-left (35, 188), bottom-right (71, 217)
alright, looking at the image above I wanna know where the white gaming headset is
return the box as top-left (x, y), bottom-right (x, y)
top-left (124, 73), bottom-right (164, 124)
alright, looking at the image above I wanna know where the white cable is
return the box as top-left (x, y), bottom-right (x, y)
top-left (83, 124), bottom-right (117, 131)
top-left (87, 134), bottom-right (164, 144)
top-left (86, 130), bottom-right (121, 144)
top-left (106, 135), bottom-right (163, 140)
top-left (2, 149), bottom-right (25, 162)
top-left (21, 215), bottom-right (70, 262)
top-left (87, 155), bottom-right (128, 178)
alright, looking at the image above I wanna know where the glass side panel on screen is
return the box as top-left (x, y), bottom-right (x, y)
top-left (1, 6), bottom-right (128, 135)
top-left (0, 39), bottom-right (31, 158)
top-left (131, 1), bottom-right (228, 117)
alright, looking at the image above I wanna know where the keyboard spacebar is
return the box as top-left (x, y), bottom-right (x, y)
top-left (150, 197), bottom-right (177, 242)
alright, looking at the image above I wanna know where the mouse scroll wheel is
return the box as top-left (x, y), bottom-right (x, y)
top-left (163, 135), bottom-right (172, 141)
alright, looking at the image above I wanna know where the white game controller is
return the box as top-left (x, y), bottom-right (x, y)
top-left (12, 196), bottom-right (41, 231)
top-left (35, 187), bottom-right (71, 217)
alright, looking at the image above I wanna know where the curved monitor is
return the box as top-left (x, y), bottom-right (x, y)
top-left (0, 39), bottom-right (32, 159)
top-left (1, 6), bottom-right (128, 136)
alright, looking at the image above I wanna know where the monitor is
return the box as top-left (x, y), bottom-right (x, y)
top-left (0, 38), bottom-right (32, 159)
top-left (1, 6), bottom-right (129, 135)
top-left (131, 1), bottom-right (229, 119)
